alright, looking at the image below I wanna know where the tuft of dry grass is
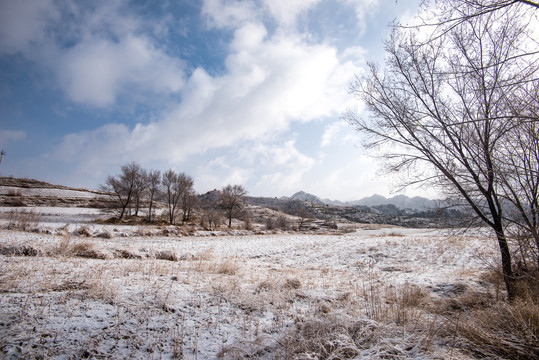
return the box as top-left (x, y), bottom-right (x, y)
top-left (71, 241), bottom-right (112, 259)
top-left (75, 225), bottom-right (93, 236)
top-left (283, 277), bottom-right (301, 290)
top-left (217, 258), bottom-right (239, 275)
top-left (456, 298), bottom-right (539, 359)
top-left (155, 249), bottom-right (179, 262)
top-left (0, 244), bottom-right (41, 256)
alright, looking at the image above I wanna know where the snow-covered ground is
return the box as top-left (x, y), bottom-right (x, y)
top-left (0, 185), bottom-right (104, 199)
top-left (0, 225), bottom-right (500, 359)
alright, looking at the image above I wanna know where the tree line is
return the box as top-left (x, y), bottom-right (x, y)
top-left (100, 162), bottom-right (247, 228)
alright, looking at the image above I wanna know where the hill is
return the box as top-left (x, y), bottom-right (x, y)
top-left (0, 177), bottom-right (113, 208)
top-left (0, 177), bottom-right (460, 230)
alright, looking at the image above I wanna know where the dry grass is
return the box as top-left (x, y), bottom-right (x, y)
top-left (216, 258), bottom-right (240, 275)
top-left (456, 298), bottom-right (539, 359)
top-left (2, 228), bottom-right (537, 359)
top-left (3, 209), bottom-right (42, 231)
top-left (71, 241), bottom-right (113, 259)
top-left (155, 249), bottom-right (179, 261)
top-left (218, 314), bottom-right (445, 360)
top-left (283, 277), bottom-right (301, 290)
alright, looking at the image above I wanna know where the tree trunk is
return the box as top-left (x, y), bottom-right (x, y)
top-left (533, 231), bottom-right (539, 269)
top-left (119, 192), bottom-right (131, 221)
top-left (148, 198), bottom-right (153, 223)
top-left (494, 225), bottom-right (516, 300)
top-left (134, 196), bottom-right (140, 217)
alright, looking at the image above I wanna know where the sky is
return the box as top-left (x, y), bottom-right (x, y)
top-left (0, 0), bottom-right (428, 201)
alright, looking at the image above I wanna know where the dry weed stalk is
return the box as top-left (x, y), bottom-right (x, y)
top-left (5, 209), bottom-right (42, 231)
top-left (217, 258), bottom-right (240, 275)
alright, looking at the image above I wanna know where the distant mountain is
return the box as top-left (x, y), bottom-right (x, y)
top-left (290, 191), bottom-right (325, 205)
top-left (288, 191), bottom-right (437, 212)
top-left (348, 194), bottom-right (388, 207)
top-left (351, 194), bottom-right (438, 211)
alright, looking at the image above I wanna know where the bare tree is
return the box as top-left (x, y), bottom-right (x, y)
top-left (497, 111), bottom-right (539, 266)
top-left (295, 207), bottom-right (315, 231)
top-left (178, 174), bottom-right (196, 224)
top-left (181, 191), bottom-right (198, 224)
top-left (162, 170), bottom-right (179, 225)
top-left (162, 170), bottom-right (195, 225)
top-left (202, 208), bottom-right (222, 230)
top-left (132, 168), bottom-right (148, 217)
top-left (345, 4), bottom-right (538, 299)
top-left (408, 0), bottom-right (538, 41)
top-left (146, 169), bottom-right (161, 223)
top-left (220, 185), bottom-right (248, 228)
top-left (100, 162), bottom-right (143, 221)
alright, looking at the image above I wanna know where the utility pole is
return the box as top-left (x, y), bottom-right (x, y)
top-left (0, 150), bottom-right (5, 180)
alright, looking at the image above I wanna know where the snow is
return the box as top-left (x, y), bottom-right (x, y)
top-left (0, 225), bottom-right (498, 359)
top-left (0, 186), bottom-right (104, 199)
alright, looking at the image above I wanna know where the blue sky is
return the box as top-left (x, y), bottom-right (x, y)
top-left (0, 0), bottom-right (426, 201)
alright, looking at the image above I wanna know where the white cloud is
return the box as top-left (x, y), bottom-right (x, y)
top-left (251, 140), bottom-right (315, 194)
top-left (195, 156), bottom-right (253, 192)
top-left (0, 1), bottom-right (185, 108)
top-left (321, 120), bottom-right (360, 147)
top-left (47, 1), bottom-right (365, 187)
top-left (263, 0), bottom-right (321, 27)
top-left (37, 1), bottom-right (365, 193)
top-left (338, 0), bottom-right (380, 35)
top-left (0, 0), bottom-right (58, 55)
top-left (58, 35), bottom-right (185, 107)
top-left (201, 0), bottom-right (258, 28)
top-left (118, 22), bottom-right (362, 164)
top-left (0, 129), bottom-right (27, 144)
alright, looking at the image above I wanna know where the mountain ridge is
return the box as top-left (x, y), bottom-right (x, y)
top-left (290, 191), bottom-right (438, 211)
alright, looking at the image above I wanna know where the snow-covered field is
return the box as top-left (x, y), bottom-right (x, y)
top-left (0, 224), bottom-right (501, 359)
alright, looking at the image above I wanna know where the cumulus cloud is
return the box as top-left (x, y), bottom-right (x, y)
top-left (12, 0), bottom-right (367, 193)
top-left (58, 35), bottom-right (185, 107)
top-left (0, 1), bottom-right (184, 108)
top-left (48, 0), bottom-right (365, 188)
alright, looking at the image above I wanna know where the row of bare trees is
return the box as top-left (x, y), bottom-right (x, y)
top-left (347, 0), bottom-right (538, 299)
top-left (100, 162), bottom-right (248, 227)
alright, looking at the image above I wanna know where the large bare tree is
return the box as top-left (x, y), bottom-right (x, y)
top-left (345, 3), bottom-right (538, 299)
top-left (220, 185), bottom-right (248, 228)
top-left (100, 162), bottom-right (144, 221)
